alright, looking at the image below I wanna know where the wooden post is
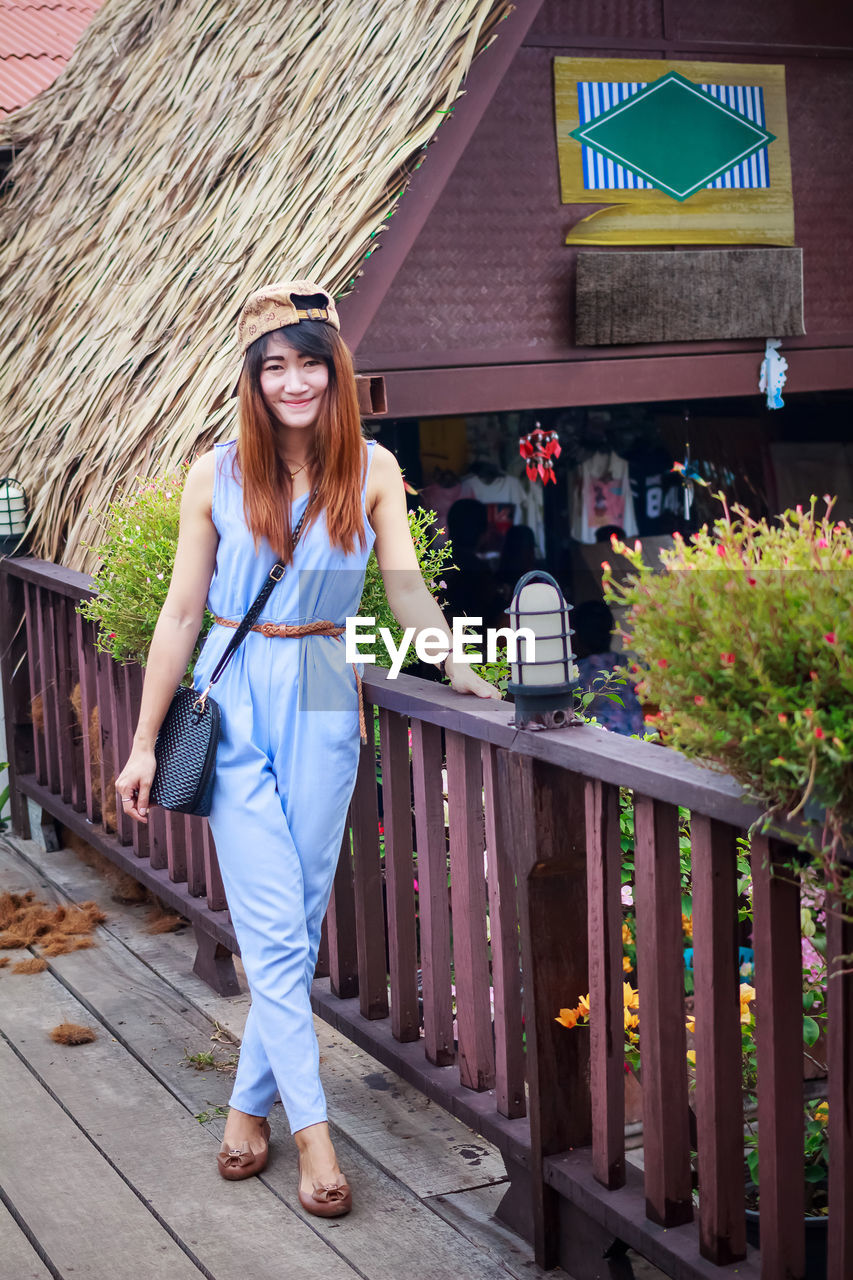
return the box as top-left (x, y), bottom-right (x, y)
top-left (826, 878), bottom-right (853, 1280)
top-left (691, 815), bottom-right (746, 1263)
top-left (326, 823), bottom-right (359, 999)
top-left (633, 794), bottom-right (693, 1228)
top-left (751, 835), bottom-right (805, 1279)
top-left (584, 777), bottom-right (625, 1189)
top-left (446, 730), bottom-right (495, 1091)
top-left (0, 565), bottom-right (34, 835)
top-left (410, 718), bottom-right (454, 1067)
top-left (349, 704), bottom-right (389, 1020)
top-left (378, 707), bottom-right (419, 1042)
top-left (496, 749), bottom-right (591, 1270)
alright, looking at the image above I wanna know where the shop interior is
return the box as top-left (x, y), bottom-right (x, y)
top-left (366, 389), bottom-right (852, 721)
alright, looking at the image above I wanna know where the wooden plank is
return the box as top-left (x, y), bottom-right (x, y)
top-left (690, 816), bottom-right (746, 1263)
top-left (0, 1200), bottom-right (54, 1280)
top-left (750, 835), bottom-right (805, 1279)
top-left (584, 777), bottom-right (625, 1189)
top-left (165, 806), bottom-right (188, 883)
top-left (410, 718), bottom-right (454, 1067)
top-left (126, 663), bottom-right (168, 868)
top-left (53, 593), bottom-right (76, 806)
top-left (496, 749), bottom-right (591, 1268)
top-left (106, 656), bottom-right (132, 846)
top-left (326, 823), bottom-right (359, 999)
top-left (119, 663), bottom-right (148, 859)
top-left (378, 706), bottom-right (419, 1042)
top-left (826, 887), bottom-right (853, 1280)
top-left (445, 730), bottom-right (495, 1092)
top-left (34, 586), bottom-right (60, 794)
top-left (184, 812), bottom-right (206, 896)
top-left (426, 1183), bottom-right (554, 1280)
top-left (349, 704), bottom-right (389, 1020)
top-left (0, 1036), bottom-right (203, 1280)
top-left (482, 741), bottom-right (525, 1118)
top-left (92, 645), bottom-right (115, 834)
top-left (632, 794), bottom-right (693, 1228)
top-left (202, 820), bottom-right (227, 911)
top-left (23, 582), bottom-right (46, 786)
top-left (0, 564), bottom-right (34, 835)
top-left (73, 611), bottom-right (98, 823)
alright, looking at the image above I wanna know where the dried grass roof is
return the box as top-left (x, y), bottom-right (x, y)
top-left (0, 0), bottom-right (511, 570)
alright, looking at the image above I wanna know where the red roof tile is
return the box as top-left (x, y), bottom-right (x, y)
top-left (0, 0), bottom-right (100, 116)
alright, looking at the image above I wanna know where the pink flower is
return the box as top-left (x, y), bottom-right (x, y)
top-left (815, 726), bottom-right (825, 740)
top-left (747, 577), bottom-right (757, 586)
top-left (720, 652), bottom-right (736, 666)
top-left (716, 544), bottom-right (727, 558)
top-left (778, 713), bottom-right (788, 724)
top-left (621, 883), bottom-right (634, 906)
top-left (824, 632), bottom-right (837, 644)
top-left (657, 658), bottom-right (668, 668)
top-left (804, 707), bottom-right (814, 718)
top-left (694, 695), bottom-right (705, 706)
top-left (817, 538), bottom-right (829, 549)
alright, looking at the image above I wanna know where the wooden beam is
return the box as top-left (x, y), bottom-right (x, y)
top-left (339, 0), bottom-right (548, 352)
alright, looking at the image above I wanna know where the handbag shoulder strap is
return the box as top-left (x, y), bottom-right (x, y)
top-left (198, 491), bottom-right (316, 699)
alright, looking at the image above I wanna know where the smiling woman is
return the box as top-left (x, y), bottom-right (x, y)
top-left (113, 277), bottom-right (501, 1220)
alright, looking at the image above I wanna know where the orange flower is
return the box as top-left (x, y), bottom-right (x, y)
top-left (623, 982), bottom-right (639, 1010)
top-left (623, 955), bottom-right (633, 973)
top-left (555, 1007), bottom-right (580, 1030)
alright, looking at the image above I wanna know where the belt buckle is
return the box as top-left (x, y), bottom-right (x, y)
top-left (269, 564), bottom-right (285, 581)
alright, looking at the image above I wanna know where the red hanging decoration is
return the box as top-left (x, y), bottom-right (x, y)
top-left (518, 423), bottom-right (560, 485)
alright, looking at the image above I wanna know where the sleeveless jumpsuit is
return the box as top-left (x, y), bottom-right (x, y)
top-left (191, 437), bottom-right (377, 1133)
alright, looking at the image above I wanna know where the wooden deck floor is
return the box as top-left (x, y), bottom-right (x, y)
top-left (0, 830), bottom-right (661, 1280)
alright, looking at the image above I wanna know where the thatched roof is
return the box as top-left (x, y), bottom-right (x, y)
top-left (0, 0), bottom-right (510, 570)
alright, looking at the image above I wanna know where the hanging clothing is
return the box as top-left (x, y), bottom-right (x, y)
top-left (625, 445), bottom-right (682, 537)
top-left (569, 450), bottom-right (639, 544)
top-left (191, 438), bottom-right (377, 1133)
top-left (459, 471), bottom-right (528, 556)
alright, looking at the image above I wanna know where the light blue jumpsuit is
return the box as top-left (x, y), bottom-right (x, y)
top-left (192, 437), bottom-right (376, 1133)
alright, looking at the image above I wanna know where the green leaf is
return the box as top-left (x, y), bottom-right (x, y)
top-left (803, 1016), bottom-right (821, 1047)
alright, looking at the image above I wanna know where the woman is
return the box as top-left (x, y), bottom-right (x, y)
top-left (115, 280), bottom-right (501, 1218)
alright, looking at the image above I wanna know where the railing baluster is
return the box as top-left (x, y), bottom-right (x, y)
top-left (185, 813), bottom-right (206, 895)
top-left (349, 700), bottom-right (389, 1020)
top-left (584, 777), bottom-right (625, 1189)
top-left (410, 719), bottom-right (454, 1066)
top-left (120, 664), bottom-right (149, 859)
top-left (36, 588), bottom-right (61, 793)
top-left (202, 822), bottom-right (227, 912)
top-left (751, 834), bottom-right (805, 1279)
top-left (326, 823), bottom-right (359, 999)
top-left (483, 741), bottom-right (525, 1118)
top-left (93, 646), bottom-right (115, 832)
top-left (633, 794), bottom-right (693, 1227)
top-left (107, 657), bottom-right (132, 845)
top-left (691, 815), bottom-right (746, 1263)
top-left (165, 808), bottom-right (188, 883)
top-left (73, 613), bottom-right (98, 822)
top-left (23, 583), bottom-right (46, 786)
top-left (379, 707), bottom-right (419, 1043)
top-left (827, 881), bottom-right (853, 1280)
top-left (53, 594), bottom-right (75, 805)
top-left (446, 729), bottom-right (495, 1092)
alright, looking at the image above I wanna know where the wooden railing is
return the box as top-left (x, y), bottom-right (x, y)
top-left (1, 554), bottom-right (851, 1280)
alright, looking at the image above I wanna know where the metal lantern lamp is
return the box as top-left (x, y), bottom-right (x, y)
top-left (0, 478), bottom-right (28, 558)
top-left (506, 570), bottom-right (579, 729)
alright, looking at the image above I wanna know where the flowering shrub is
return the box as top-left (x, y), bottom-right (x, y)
top-left (78, 465), bottom-right (203, 673)
top-left (78, 471), bottom-right (453, 674)
top-left (604, 495), bottom-right (853, 898)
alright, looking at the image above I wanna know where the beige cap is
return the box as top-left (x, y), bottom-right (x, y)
top-left (235, 278), bottom-right (340, 357)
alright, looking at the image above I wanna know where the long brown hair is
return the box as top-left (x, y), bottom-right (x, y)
top-left (234, 307), bottom-right (368, 562)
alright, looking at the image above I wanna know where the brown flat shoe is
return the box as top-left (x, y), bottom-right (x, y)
top-left (297, 1153), bottom-right (353, 1218)
top-left (217, 1118), bottom-right (271, 1181)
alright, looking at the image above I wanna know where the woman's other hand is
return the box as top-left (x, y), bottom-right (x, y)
top-left (115, 746), bottom-right (157, 824)
top-left (445, 658), bottom-right (503, 700)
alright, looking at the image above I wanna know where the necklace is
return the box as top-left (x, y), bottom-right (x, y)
top-left (284, 459), bottom-right (309, 480)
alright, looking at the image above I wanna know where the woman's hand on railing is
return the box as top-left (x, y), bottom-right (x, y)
top-left (444, 657), bottom-right (503, 700)
top-left (115, 747), bottom-right (157, 824)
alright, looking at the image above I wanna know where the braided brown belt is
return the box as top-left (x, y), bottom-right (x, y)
top-left (213, 616), bottom-right (367, 744)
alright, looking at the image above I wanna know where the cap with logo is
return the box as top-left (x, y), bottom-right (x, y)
top-left (232, 278), bottom-right (340, 397)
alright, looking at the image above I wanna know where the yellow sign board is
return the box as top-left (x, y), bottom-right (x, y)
top-left (554, 57), bottom-right (794, 246)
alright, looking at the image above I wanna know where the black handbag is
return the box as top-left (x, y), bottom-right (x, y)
top-left (149, 497), bottom-right (314, 816)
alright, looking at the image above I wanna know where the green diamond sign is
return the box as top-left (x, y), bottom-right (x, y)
top-left (569, 71), bottom-right (776, 202)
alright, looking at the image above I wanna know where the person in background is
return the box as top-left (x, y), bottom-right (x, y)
top-left (441, 498), bottom-right (508, 630)
top-left (572, 599), bottom-right (644, 736)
